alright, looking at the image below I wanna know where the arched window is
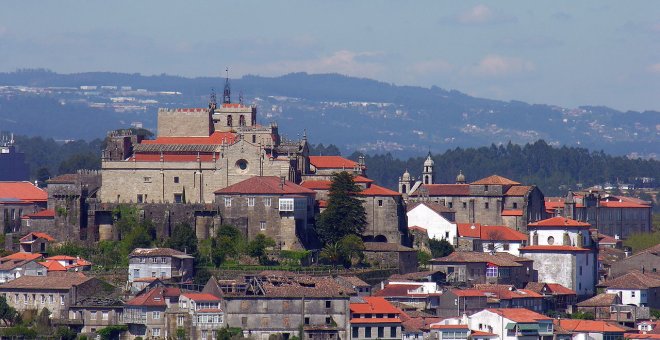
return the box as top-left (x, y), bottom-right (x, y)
top-left (401, 184), bottom-right (407, 193)
top-left (239, 115), bottom-right (246, 126)
top-left (227, 115), bottom-right (233, 127)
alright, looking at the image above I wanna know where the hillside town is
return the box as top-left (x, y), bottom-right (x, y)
top-left (0, 81), bottom-right (657, 340)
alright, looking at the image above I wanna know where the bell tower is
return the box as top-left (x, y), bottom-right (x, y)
top-left (422, 152), bottom-right (434, 185)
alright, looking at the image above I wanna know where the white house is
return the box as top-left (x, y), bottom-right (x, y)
top-left (603, 270), bottom-right (660, 308)
top-left (407, 202), bottom-right (457, 242)
top-left (457, 224), bottom-right (527, 256)
top-left (467, 308), bottom-right (553, 340)
top-left (519, 217), bottom-right (598, 298)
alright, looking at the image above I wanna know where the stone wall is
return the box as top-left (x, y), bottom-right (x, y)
top-left (157, 108), bottom-right (212, 137)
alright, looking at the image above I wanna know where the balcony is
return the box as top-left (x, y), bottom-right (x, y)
top-left (122, 314), bottom-right (147, 324)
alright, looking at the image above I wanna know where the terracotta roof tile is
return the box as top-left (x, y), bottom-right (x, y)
top-left (577, 293), bottom-right (620, 307)
top-left (501, 209), bottom-right (523, 216)
top-left (457, 223), bottom-right (482, 238)
top-left (504, 186), bottom-right (532, 196)
top-left (528, 216), bottom-right (591, 228)
top-left (359, 184), bottom-right (401, 197)
top-left (0, 182), bottom-right (47, 202)
top-left (557, 319), bottom-right (627, 333)
top-left (479, 225), bottom-right (527, 241)
top-left (0, 272), bottom-right (90, 290)
top-left (414, 184), bottom-right (469, 196)
top-left (350, 296), bottom-right (402, 314)
top-left (309, 156), bottom-right (359, 169)
top-left (431, 324), bottom-right (469, 329)
top-left (450, 289), bottom-right (486, 297)
top-left (337, 276), bottom-right (370, 288)
top-left (601, 270), bottom-right (660, 290)
top-left (486, 308), bottom-right (551, 322)
top-left (39, 260), bottom-right (67, 271)
top-left (126, 287), bottom-right (176, 307)
top-left (19, 232), bottom-right (55, 242)
top-left (471, 175), bottom-right (520, 185)
top-left (181, 293), bottom-right (221, 302)
top-left (431, 251), bottom-right (531, 267)
top-left (141, 131), bottom-right (237, 145)
top-left (300, 180), bottom-right (331, 190)
top-left (46, 174), bottom-right (78, 184)
top-left (214, 176), bottom-right (316, 195)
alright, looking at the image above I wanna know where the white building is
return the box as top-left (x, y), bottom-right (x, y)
top-left (603, 270), bottom-right (660, 308)
top-left (407, 202), bottom-right (457, 242)
top-left (467, 308), bottom-right (553, 340)
top-left (457, 223), bottom-right (527, 256)
top-left (519, 217), bottom-right (598, 298)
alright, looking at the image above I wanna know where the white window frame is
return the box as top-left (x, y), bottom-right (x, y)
top-left (224, 197), bottom-right (232, 207)
top-left (260, 221), bottom-right (266, 231)
top-left (247, 197), bottom-right (255, 207)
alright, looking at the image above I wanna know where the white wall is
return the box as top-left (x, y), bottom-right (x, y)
top-left (407, 204), bottom-right (457, 243)
top-left (480, 241), bottom-right (523, 256)
top-left (606, 288), bottom-right (645, 306)
top-left (529, 227), bottom-right (591, 247)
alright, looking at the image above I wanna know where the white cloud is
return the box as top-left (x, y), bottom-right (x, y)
top-left (648, 63), bottom-right (660, 74)
top-left (458, 4), bottom-right (494, 24)
top-left (466, 55), bottom-right (535, 76)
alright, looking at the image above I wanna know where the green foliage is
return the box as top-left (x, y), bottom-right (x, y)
top-left (216, 326), bottom-right (243, 340)
top-left (96, 325), bottom-right (128, 340)
top-left (248, 234), bottom-right (276, 265)
top-left (428, 238), bottom-right (454, 258)
top-left (651, 309), bottom-right (660, 319)
top-left (339, 234), bottom-right (365, 266)
top-left (279, 249), bottom-right (311, 265)
top-left (55, 326), bottom-right (77, 340)
top-left (417, 250), bottom-right (432, 267)
top-left (570, 311), bottom-right (595, 320)
top-left (200, 224), bottom-right (245, 267)
top-left (0, 295), bottom-right (19, 326)
top-left (176, 327), bottom-right (186, 340)
top-left (624, 231), bottom-right (660, 253)
top-left (0, 324), bottom-right (37, 338)
top-left (320, 243), bottom-right (344, 266)
top-left (317, 171), bottom-right (367, 244)
top-left (166, 222), bottom-right (198, 256)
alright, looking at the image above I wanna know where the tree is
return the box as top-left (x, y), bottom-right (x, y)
top-left (0, 296), bottom-right (18, 326)
top-left (428, 238), bottom-right (454, 258)
top-left (320, 242), bottom-right (343, 267)
top-left (248, 234), bottom-right (276, 265)
top-left (417, 250), bottom-right (432, 267)
top-left (166, 223), bottom-right (198, 256)
top-left (339, 234), bottom-right (365, 267)
top-left (316, 171), bottom-right (367, 245)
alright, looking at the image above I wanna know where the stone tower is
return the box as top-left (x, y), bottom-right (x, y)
top-left (422, 153), bottom-right (434, 185)
top-left (399, 169), bottom-right (413, 194)
top-left (456, 170), bottom-right (466, 184)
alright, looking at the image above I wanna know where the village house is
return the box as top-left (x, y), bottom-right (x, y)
top-left (429, 251), bottom-right (535, 288)
top-left (467, 308), bottom-right (554, 340)
top-left (525, 282), bottom-right (577, 314)
top-left (456, 223), bottom-right (528, 256)
top-left (177, 292), bottom-right (224, 340)
top-left (336, 276), bottom-right (372, 296)
top-left (0, 181), bottom-right (48, 234)
top-left (554, 319), bottom-right (628, 340)
top-left (472, 284), bottom-right (544, 313)
top-left (609, 244), bottom-right (660, 279)
top-left (437, 289), bottom-right (487, 318)
top-left (18, 232), bottom-right (54, 254)
top-left (66, 294), bottom-right (124, 336)
top-left (203, 273), bottom-right (353, 340)
top-left (0, 252), bottom-right (45, 283)
top-left (350, 296), bottom-right (403, 340)
top-left (519, 216), bottom-right (598, 298)
top-left (214, 175), bottom-right (316, 250)
top-left (406, 201), bottom-right (457, 243)
top-left (373, 282), bottom-right (440, 312)
top-left (576, 293), bottom-right (621, 320)
top-left (601, 270), bottom-right (660, 309)
top-left (128, 248), bottom-right (194, 283)
top-left (123, 286), bottom-right (181, 339)
top-left (0, 273), bottom-right (104, 319)
top-left (430, 324), bottom-right (471, 340)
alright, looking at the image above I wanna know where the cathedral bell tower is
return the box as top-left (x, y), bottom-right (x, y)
top-left (422, 152), bottom-right (434, 185)
top-left (399, 169), bottom-right (413, 195)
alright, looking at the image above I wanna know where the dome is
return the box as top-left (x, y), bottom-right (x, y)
top-left (423, 154), bottom-right (434, 167)
top-left (402, 169), bottom-right (411, 181)
top-left (456, 170), bottom-right (465, 183)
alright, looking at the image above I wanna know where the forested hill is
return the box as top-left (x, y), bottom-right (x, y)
top-left (311, 140), bottom-right (659, 197)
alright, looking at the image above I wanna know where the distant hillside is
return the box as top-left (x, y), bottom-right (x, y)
top-left (0, 69), bottom-right (657, 158)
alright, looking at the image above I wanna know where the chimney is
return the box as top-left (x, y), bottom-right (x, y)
top-left (280, 176), bottom-right (286, 189)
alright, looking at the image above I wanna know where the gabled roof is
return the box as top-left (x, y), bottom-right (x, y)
top-left (214, 176), bottom-right (316, 195)
top-left (501, 209), bottom-right (523, 216)
top-left (359, 184), bottom-right (401, 197)
top-left (181, 293), bottom-right (221, 302)
top-left (471, 175), bottom-right (520, 186)
top-left (602, 270), bottom-right (660, 290)
top-left (484, 308), bottom-right (551, 322)
top-left (407, 201), bottom-right (454, 214)
top-left (39, 260), bottom-right (67, 271)
top-left (309, 156), bottom-right (359, 169)
top-left (457, 223), bottom-right (482, 238)
top-left (0, 272), bottom-right (90, 290)
top-left (450, 289), bottom-right (486, 297)
top-left (1, 253), bottom-right (43, 261)
top-left (141, 131), bottom-right (236, 145)
top-left (576, 293), bottom-right (619, 307)
top-left (21, 209), bottom-right (55, 219)
top-left (504, 185), bottom-right (532, 196)
top-left (414, 184), bottom-right (469, 196)
top-left (525, 282), bottom-right (576, 296)
top-left (19, 232), bottom-right (55, 242)
top-left (350, 296), bottom-right (402, 314)
top-left (0, 182), bottom-right (47, 202)
top-left (337, 276), bottom-right (370, 288)
top-left (527, 216), bottom-right (591, 228)
top-left (301, 180), bottom-right (331, 190)
top-left (479, 225), bottom-right (527, 241)
top-left (126, 287), bottom-right (177, 307)
top-left (557, 319), bottom-right (627, 333)
top-left (431, 252), bottom-right (531, 267)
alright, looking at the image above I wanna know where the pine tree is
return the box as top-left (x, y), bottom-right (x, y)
top-left (316, 171), bottom-right (367, 245)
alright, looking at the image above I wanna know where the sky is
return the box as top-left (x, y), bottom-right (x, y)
top-left (1, 1), bottom-right (659, 111)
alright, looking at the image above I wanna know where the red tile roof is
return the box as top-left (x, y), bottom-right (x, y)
top-left (354, 175), bottom-right (374, 183)
top-left (19, 232), bottom-right (55, 242)
top-left (576, 293), bottom-right (619, 307)
top-left (0, 272), bottom-right (89, 289)
top-left (126, 287), bottom-right (180, 307)
top-left (431, 324), bottom-right (469, 329)
top-left (480, 225), bottom-right (527, 241)
top-left (600, 200), bottom-right (650, 208)
top-left (39, 260), bottom-right (67, 271)
top-left (22, 209), bottom-right (56, 219)
top-left (350, 296), bottom-right (402, 314)
top-left (601, 270), bottom-right (660, 290)
top-left (181, 293), bottom-right (221, 302)
top-left (131, 153), bottom-right (217, 162)
top-left (545, 283), bottom-right (576, 295)
top-left (557, 319), bottom-right (627, 333)
top-left (350, 318), bottom-right (401, 324)
top-left (309, 156), bottom-right (359, 169)
top-left (301, 180), bottom-right (331, 190)
top-left (457, 223), bottom-right (482, 238)
top-left (486, 308), bottom-right (551, 322)
top-left (451, 289), bottom-right (486, 297)
top-left (528, 216), bottom-right (591, 228)
top-left (214, 176), bottom-right (316, 195)
top-left (519, 245), bottom-right (590, 252)
top-left (501, 209), bottom-right (523, 216)
top-left (471, 175), bottom-right (520, 185)
top-left (504, 186), bottom-right (532, 196)
top-left (0, 182), bottom-right (47, 202)
top-left (416, 184), bottom-right (469, 196)
top-left (1, 253), bottom-right (43, 261)
top-left (141, 131), bottom-right (236, 145)
top-left (359, 184), bottom-right (401, 196)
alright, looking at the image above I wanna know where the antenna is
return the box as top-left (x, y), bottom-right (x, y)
top-left (223, 67), bottom-right (231, 104)
top-left (209, 88), bottom-right (217, 113)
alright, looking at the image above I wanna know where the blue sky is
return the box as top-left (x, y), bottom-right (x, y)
top-left (1, 1), bottom-right (659, 111)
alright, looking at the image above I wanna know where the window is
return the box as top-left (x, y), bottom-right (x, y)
top-left (547, 236), bottom-right (555, 245)
top-left (326, 317), bottom-right (332, 324)
top-left (139, 258), bottom-right (146, 263)
top-left (279, 198), bottom-right (294, 211)
top-left (378, 327), bottom-right (384, 338)
top-left (137, 194), bottom-right (143, 203)
top-left (503, 243), bottom-right (510, 250)
top-left (178, 315), bottom-right (185, 326)
top-left (352, 327), bottom-right (359, 338)
top-left (579, 266), bottom-right (583, 275)
top-left (247, 197), bottom-right (255, 207)
top-left (242, 317), bottom-right (247, 327)
top-left (160, 271), bottom-right (166, 278)
top-left (224, 197), bottom-right (232, 207)
top-left (448, 202), bottom-right (453, 208)
top-left (49, 295), bottom-right (53, 304)
top-left (153, 328), bottom-right (161, 337)
top-left (378, 200), bottom-right (383, 207)
top-left (445, 231), bottom-right (450, 239)
top-left (390, 327), bottom-right (397, 337)
top-left (41, 295), bottom-right (46, 304)
top-left (174, 193), bottom-right (183, 203)
top-left (264, 198), bottom-right (271, 207)
top-left (174, 176), bottom-right (179, 183)
top-left (486, 266), bottom-right (498, 277)
top-left (260, 221), bottom-right (266, 231)
top-left (513, 202), bottom-right (518, 209)
top-left (304, 317), bottom-right (310, 325)
top-left (153, 311), bottom-right (160, 319)
top-left (102, 311), bottom-right (109, 320)
top-left (365, 327), bottom-right (372, 338)
top-left (632, 291), bottom-right (636, 297)
top-left (484, 202), bottom-right (489, 209)
top-left (463, 202), bottom-right (467, 209)
top-left (151, 257), bottom-right (158, 263)
top-left (325, 300), bottom-right (331, 308)
top-left (484, 185), bottom-right (489, 192)
top-left (143, 176), bottom-right (152, 183)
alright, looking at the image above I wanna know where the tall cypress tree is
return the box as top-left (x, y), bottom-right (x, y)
top-left (316, 171), bottom-right (367, 245)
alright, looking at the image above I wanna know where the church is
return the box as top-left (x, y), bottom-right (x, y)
top-left (399, 154), bottom-right (546, 232)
